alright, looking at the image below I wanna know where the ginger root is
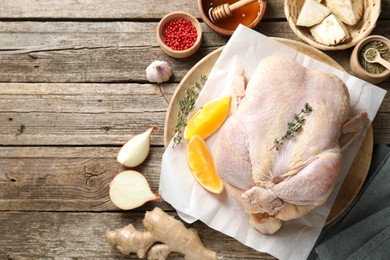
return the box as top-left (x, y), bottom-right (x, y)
top-left (105, 224), bottom-right (155, 258)
top-left (147, 244), bottom-right (170, 260)
top-left (143, 207), bottom-right (217, 260)
top-left (106, 207), bottom-right (218, 260)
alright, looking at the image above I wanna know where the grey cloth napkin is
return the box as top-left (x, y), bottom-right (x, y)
top-left (309, 144), bottom-right (390, 260)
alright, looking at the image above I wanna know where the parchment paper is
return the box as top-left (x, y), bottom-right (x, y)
top-left (159, 25), bottom-right (386, 260)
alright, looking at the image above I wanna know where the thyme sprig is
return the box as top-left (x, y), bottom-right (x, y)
top-left (172, 75), bottom-right (207, 148)
top-left (270, 102), bottom-right (313, 151)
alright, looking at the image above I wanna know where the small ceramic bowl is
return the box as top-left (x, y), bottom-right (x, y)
top-left (350, 35), bottom-right (390, 84)
top-left (157, 12), bottom-right (202, 59)
top-left (197, 0), bottom-right (267, 36)
top-left (285, 0), bottom-right (381, 50)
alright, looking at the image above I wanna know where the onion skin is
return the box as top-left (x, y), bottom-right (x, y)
top-left (117, 127), bottom-right (157, 167)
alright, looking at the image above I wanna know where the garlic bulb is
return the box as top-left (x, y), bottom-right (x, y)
top-left (117, 127), bottom-right (155, 167)
top-left (146, 60), bottom-right (172, 83)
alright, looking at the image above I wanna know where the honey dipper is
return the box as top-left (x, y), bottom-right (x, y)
top-left (209, 0), bottom-right (258, 23)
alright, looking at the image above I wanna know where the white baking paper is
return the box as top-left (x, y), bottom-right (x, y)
top-left (159, 25), bottom-right (386, 260)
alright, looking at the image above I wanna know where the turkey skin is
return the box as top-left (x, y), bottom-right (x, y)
top-left (213, 56), bottom-right (366, 234)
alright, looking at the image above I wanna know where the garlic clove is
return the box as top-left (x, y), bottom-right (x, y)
top-left (146, 60), bottom-right (172, 83)
top-left (117, 127), bottom-right (155, 167)
top-left (109, 170), bottom-right (160, 210)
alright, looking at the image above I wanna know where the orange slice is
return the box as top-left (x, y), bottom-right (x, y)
top-left (184, 96), bottom-right (231, 141)
top-left (186, 135), bottom-right (223, 194)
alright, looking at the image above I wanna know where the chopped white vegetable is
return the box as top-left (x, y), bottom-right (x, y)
top-left (326, 0), bottom-right (363, 26)
top-left (296, 0), bottom-right (331, 27)
top-left (109, 170), bottom-right (160, 210)
top-left (310, 14), bottom-right (351, 46)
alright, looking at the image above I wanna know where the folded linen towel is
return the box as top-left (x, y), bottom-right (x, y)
top-left (309, 144), bottom-right (390, 260)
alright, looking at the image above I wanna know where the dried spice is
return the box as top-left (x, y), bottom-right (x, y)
top-left (163, 18), bottom-right (198, 51)
top-left (364, 48), bottom-right (378, 61)
top-left (359, 41), bottom-right (390, 74)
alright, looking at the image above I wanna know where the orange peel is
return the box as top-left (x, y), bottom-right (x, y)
top-left (184, 96), bottom-right (231, 141)
top-left (186, 135), bottom-right (223, 194)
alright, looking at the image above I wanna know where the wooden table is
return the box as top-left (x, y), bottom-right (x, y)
top-left (0, 1), bottom-right (389, 259)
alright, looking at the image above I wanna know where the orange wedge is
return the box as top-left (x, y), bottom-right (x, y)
top-left (186, 135), bottom-right (223, 194)
top-left (184, 96), bottom-right (231, 141)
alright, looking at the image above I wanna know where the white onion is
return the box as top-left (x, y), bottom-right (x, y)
top-left (117, 127), bottom-right (155, 167)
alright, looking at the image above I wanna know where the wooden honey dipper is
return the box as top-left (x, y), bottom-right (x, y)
top-left (209, 0), bottom-right (258, 23)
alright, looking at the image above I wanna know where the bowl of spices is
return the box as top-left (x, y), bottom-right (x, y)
top-left (350, 35), bottom-right (390, 84)
top-left (157, 12), bottom-right (202, 59)
top-left (197, 0), bottom-right (267, 36)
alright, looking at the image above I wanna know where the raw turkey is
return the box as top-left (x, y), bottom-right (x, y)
top-left (213, 56), bottom-right (368, 234)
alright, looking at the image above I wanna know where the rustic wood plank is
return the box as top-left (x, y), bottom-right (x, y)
top-left (373, 112), bottom-right (390, 144)
top-left (0, 22), bottom-right (226, 83)
top-left (1, 20), bottom-right (388, 53)
top-left (0, 0), bottom-right (199, 20)
top-left (0, 80), bottom-right (389, 146)
top-left (0, 0), bottom-right (279, 20)
top-left (0, 146), bottom-right (172, 211)
top-left (0, 83), bottom-right (177, 145)
top-left (0, 45), bottom-right (216, 83)
top-left (0, 21), bottom-right (294, 83)
top-left (0, 22), bottom-right (227, 51)
top-left (0, 211), bottom-right (275, 259)
top-left (0, 21), bottom-right (388, 83)
top-left (0, 0), bottom-right (388, 20)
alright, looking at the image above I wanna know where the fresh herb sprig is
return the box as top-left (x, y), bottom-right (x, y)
top-left (270, 102), bottom-right (313, 151)
top-left (172, 75), bottom-right (207, 148)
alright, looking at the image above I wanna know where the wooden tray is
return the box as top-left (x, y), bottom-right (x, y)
top-left (164, 38), bottom-right (373, 225)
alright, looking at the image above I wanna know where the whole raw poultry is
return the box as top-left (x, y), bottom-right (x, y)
top-left (214, 56), bottom-right (368, 234)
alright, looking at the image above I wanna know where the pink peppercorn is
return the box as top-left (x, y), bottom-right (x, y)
top-left (163, 18), bottom-right (198, 51)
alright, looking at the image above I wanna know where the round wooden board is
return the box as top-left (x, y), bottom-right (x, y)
top-left (164, 38), bottom-right (373, 225)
